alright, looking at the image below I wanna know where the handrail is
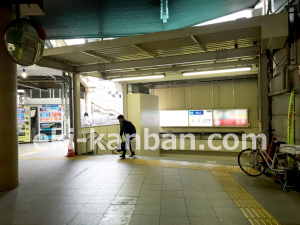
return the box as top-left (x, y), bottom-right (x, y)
top-left (82, 131), bottom-right (117, 155)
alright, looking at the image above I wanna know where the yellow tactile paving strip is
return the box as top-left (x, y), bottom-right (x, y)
top-left (19, 154), bottom-right (260, 175)
top-left (18, 153), bottom-right (281, 225)
top-left (18, 144), bottom-right (67, 158)
top-left (212, 171), bottom-right (281, 225)
top-left (118, 158), bottom-right (247, 173)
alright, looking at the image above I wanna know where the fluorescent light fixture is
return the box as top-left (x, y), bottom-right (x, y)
top-left (182, 67), bottom-right (251, 76)
top-left (17, 90), bottom-right (25, 93)
top-left (111, 75), bottom-right (165, 82)
top-left (22, 68), bottom-right (26, 78)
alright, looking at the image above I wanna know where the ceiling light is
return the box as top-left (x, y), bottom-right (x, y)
top-left (182, 67), bottom-right (251, 76)
top-left (17, 90), bottom-right (25, 93)
top-left (111, 75), bottom-right (165, 82)
top-left (22, 68), bottom-right (26, 78)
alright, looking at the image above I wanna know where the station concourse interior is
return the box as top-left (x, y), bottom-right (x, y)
top-left (1, 1), bottom-right (300, 225)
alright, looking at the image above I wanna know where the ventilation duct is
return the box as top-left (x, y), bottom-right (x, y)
top-left (132, 85), bottom-right (149, 94)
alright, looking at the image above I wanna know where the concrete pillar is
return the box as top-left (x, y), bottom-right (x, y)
top-left (85, 91), bottom-right (91, 116)
top-left (0, 6), bottom-right (18, 191)
top-left (122, 83), bottom-right (128, 118)
top-left (259, 53), bottom-right (269, 142)
top-left (19, 95), bottom-right (22, 106)
top-left (73, 73), bottom-right (82, 155)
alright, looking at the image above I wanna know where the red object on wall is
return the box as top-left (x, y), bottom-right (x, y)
top-left (213, 118), bottom-right (248, 126)
top-left (267, 137), bottom-right (277, 163)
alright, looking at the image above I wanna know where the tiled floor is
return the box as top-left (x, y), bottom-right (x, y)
top-left (0, 142), bottom-right (299, 224)
top-left (232, 173), bottom-right (300, 225)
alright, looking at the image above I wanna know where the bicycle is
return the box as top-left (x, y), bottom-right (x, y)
top-left (238, 129), bottom-right (299, 190)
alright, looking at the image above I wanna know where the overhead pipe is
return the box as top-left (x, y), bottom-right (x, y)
top-left (48, 75), bottom-right (57, 83)
top-left (18, 83), bottom-right (50, 92)
top-left (268, 42), bottom-right (291, 97)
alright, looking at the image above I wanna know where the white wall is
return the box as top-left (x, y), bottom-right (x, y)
top-left (154, 79), bottom-right (259, 134)
top-left (153, 79), bottom-right (258, 152)
top-left (271, 41), bottom-right (300, 144)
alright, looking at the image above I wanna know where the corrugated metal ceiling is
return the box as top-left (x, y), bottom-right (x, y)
top-left (31, 0), bottom-right (258, 39)
top-left (43, 26), bottom-right (260, 66)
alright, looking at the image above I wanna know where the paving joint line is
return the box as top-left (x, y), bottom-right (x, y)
top-left (212, 171), bottom-right (281, 225)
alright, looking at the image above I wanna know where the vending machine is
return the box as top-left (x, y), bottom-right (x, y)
top-left (18, 107), bottom-right (31, 143)
top-left (38, 104), bottom-right (63, 141)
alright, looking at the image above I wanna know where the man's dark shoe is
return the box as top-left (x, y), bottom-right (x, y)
top-left (129, 153), bottom-right (135, 157)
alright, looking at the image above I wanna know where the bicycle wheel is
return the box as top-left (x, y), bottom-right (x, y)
top-left (274, 153), bottom-right (299, 188)
top-left (238, 149), bottom-right (266, 176)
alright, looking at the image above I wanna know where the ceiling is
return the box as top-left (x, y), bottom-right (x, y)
top-left (30, 0), bottom-right (258, 39)
top-left (17, 65), bottom-right (64, 90)
top-left (17, 65), bottom-right (62, 77)
top-left (37, 12), bottom-right (288, 84)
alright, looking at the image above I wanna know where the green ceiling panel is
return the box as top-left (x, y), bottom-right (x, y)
top-left (31, 0), bottom-right (258, 39)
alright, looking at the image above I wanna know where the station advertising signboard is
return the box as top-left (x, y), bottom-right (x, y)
top-left (213, 109), bottom-right (248, 127)
top-left (160, 110), bottom-right (189, 127)
top-left (189, 110), bottom-right (213, 126)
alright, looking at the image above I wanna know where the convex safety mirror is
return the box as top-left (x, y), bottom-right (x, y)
top-left (4, 18), bottom-right (46, 66)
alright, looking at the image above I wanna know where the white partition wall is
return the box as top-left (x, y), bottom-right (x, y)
top-left (128, 93), bottom-right (160, 157)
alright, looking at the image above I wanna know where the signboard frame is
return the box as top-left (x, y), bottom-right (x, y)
top-left (159, 110), bottom-right (189, 127)
top-left (189, 110), bottom-right (213, 127)
top-left (213, 109), bottom-right (248, 127)
top-left (159, 109), bottom-right (249, 128)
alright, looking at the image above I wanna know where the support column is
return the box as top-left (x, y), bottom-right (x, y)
top-left (122, 83), bottom-right (128, 118)
top-left (0, 6), bottom-right (18, 191)
top-left (259, 53), bottom-right (269, 142)
top-left (73, 73), bottom-right (82, 155)
top-left (85, 91), bottom-right (91, 116)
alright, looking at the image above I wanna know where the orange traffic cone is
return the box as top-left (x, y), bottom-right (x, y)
top-left (65, 136), bottom-right (75, 157)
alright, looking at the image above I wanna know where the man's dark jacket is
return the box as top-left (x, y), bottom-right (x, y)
top-left (120, 120), bottom-right (136, 138)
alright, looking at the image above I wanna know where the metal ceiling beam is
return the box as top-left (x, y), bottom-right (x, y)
top-left (36, 58), bottom-right (76, 73)
top-left (77, 46), bottom-right (260, 73)
top-left (17, 80), bottom-right (63, 83)
top-left (82, 50), bottom-right (115, 62)
top-left (191, 36), bottom-right (207, 52)
top-left (132, 44), bottom-right (159, 57)
top-left (81, 72), bottom-right (105, 79)
top-left (149, 74), bottom-right (258, 88)
top-left (43, 13), bottom-right (287, 57)
top-left (104, 59), bottom-right (258, 78)
top-left (18, 83), bottom-right (50, 91)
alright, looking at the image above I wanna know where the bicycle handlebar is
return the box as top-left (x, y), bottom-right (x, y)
top-left (256, 128), bottom-right (275, 136)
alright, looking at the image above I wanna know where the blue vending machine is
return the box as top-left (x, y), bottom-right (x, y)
top-left (38, 104), bottom-right (63, 141)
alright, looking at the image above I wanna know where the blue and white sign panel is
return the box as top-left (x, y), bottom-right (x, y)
top-left (42, 104), bottom-right (58, 107)
top-left (189, 110), bottom-right (213, 126)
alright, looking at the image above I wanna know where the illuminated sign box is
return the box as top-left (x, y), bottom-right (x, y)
top-left (159, 109), bottom-right (248, 127)
top-left (213, 109), bottom-right (248, 127)
top-left (160, 110), bottom-right (188, 127)
top-left (189, 110), bottom-right (213, 126)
